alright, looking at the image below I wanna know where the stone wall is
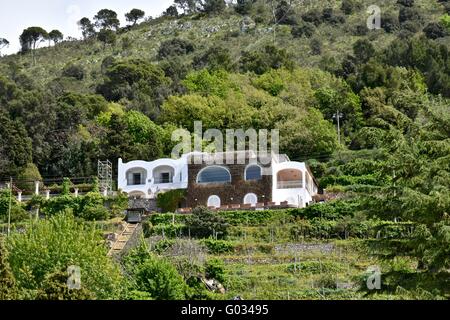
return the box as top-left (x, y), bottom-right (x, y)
top-left (128, 199), bottom-right (157, 212)
top-left (185, 160), bottom-right (272, 208)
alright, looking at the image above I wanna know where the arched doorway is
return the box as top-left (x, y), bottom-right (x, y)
top-left (207, 195), bottom-right (221, 208)
top-left (244, 193), bottom-right (258, 206)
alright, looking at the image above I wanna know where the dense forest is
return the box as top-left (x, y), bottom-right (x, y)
top-left (0, 0), bottom-right (449, 300)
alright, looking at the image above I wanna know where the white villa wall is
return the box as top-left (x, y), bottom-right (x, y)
top-left (271, 161), bottom-right (317, 207)
top-left (118, 153), bottom-right (318, 204)
top-left (118, 157), bottom-right (189, 199)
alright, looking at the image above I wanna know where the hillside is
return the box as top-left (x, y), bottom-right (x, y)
top-left (0, 0), bottom-right (449, 301)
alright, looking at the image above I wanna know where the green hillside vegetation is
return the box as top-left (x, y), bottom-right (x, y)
top-left (0, 0), bottom-right (449, 300)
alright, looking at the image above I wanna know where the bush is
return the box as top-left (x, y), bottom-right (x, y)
top-left (79, 205), bottom-right (110, 221)
top-left (133, 254), bottom-right (186, 300)
top-left (397, 0), bottom-right (414, 7)
top-left (16, 163), bottom-right (42, 192)
top-left (157, 189), bottom-right (186, 213)
top-left (423, 23), bottom-right (447, 39)
top-left (151, 239), bottom-right (175, 254)
top-left (0, 190), bottom-right (28, 223)
top-left (399, 7), bottom-right (421, 24)
top-left (239, 45), bottom-right (294, 75)
top-left (291, 22), bottom-right (315, 38)
top-left (310, 38), bottom-right (322, 55)
top-left (382, 13), bottom-right (400, 33)
top-left (62, 63), bottom-right (85, 80)
top-left (302, 9), bottom-right (323, 26)
top-left (0, 239), bottom-right (17, 300)
top-left (290, 200), bottom-right (360, 220)
top-left (201, 239), bottom-right (234, 254)
top-left (186, 206), bottom-right (229, 239)
top-left (219, 210), bottom-right (291, 226)
top-left (205, 258), bottom-right (225, 283)
top-left (144, 223), bottom-right (186, 238)
top-left (36, 269), bottom-right (95, 300)
top-left (158, 38), bottom-right (195, 59)
top-left (6, 213), bottom-right (123, 299)
top-left (341, 0), bottom-right (362, 15)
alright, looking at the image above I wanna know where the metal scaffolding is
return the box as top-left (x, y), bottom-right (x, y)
top-left (98, 160), bottom-right (113, 194)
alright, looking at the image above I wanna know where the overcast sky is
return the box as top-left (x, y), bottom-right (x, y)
top-left (0, 0), bottom-right (174, 55)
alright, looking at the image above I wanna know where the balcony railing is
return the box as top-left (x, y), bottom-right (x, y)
top-left (277, 181), bottom-right (303, 189)
top-left (154, 178), bottom-right (174, 184)
top-left (127, 181), bottom-right (145, 186)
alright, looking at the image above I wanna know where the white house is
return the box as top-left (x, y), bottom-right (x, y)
top-left (118, 151), bottom-right (319, 208)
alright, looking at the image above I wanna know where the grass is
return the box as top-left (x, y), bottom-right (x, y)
top-left (0, 0), bottom-right (446, 95)
top-left (144, 212), bottom-right (449, 300)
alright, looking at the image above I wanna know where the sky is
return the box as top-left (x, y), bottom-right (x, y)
top-left (0, 0), bottom-right (174, 55)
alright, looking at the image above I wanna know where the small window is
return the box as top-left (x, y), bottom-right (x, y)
top-left (160, 172), bottom-right (171, 183)
top-left (245, 165), bottom-right (262, 181)
top-left (207, 195), bottom-right (221, 208)
top-left (133, 173), bottom-right (142, 185)
top-left (243, 193), bottom-right (258, 206)
top-left (197, 166), bottom-right (231, 184)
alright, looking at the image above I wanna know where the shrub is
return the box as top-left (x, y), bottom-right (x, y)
top-left (399, 7), bottom-right (421, 24)
top-left (205, 258), bottom-right (225, 283)
top-left (201, 239), bottom-right (234, 254)
top-left (239, 45), bottom-right (294, 75)
top-left (36, 269), bottom-right (95, 300)
top-left (0, 190), bottom-right (28, 223)
top-left (316, 274), bottom-right (337, 289)
top-left (79, 205), bottom-right (110, 221)
top-left (62, 63), bottom-right (85, 80)
top-left (41, 195), bottom-right (80, 217)
top-left (219, 210), bottom-right (291, 226)
top-left (0, 239), bottom-right (17, 300)
top-left (302, 9), bottom-right (323, 26)
top-left (423, 22), bottom-right (447, 39)
top-left (151, 239), bottom-right (175, 254)
top-left (382, 13), bottom-right (400, 33)
top-left (290, 200), bottom-right (360, 220)
top-left (133, 254), bottom-right (186, 300)
top-left (157, 189), bottom-right (186, 213)
top-left (6, 212), bottom-right (123, 299)
top-left (144, 223), bottom-right (186, 238)
top-left (291, 22), bottom-right (315, 38)
top-left (158, 38), bottom-right (194, 59)
top-left (310, 38), bottom-right (322, 55)
top-left (397, 0), bottom-right (414, 7)
top-left (341, 0), bottom-right (362, 15)
top-left (16, 163), bottom-right (42, 192)
top-left (186, 206), bottom-right (229, 239)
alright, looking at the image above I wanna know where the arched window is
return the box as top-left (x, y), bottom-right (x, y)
top-left (245, 165), bottom-right (262, 181)
top-left (153, 165), bottom-right (175, 184)
top-left (197, 166), bottom-right (231, 184)
top-left (243, 193), bottom-right (258, 206)
top-left (126, 168), bottom-right (147, 186)
top-left (207, 195), bottom-right (221, 208)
